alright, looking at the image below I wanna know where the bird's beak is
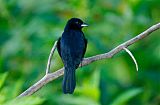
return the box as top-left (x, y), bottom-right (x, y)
top-left (81, 23), bottom-right (88, 27)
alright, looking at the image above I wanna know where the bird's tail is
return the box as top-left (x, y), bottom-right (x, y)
top-left (62, 67), bottom-right (76, 94)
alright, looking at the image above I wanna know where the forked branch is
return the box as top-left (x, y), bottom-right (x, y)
top-left (18, 22), bottom-right (160, 98)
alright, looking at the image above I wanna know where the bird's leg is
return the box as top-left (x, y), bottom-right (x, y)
top-left (80, 62), bottom-right (82, 68)
top-left (80, 58), bottom-right (83, 68)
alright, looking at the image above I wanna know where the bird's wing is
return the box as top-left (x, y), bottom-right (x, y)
top-left (57, 37), bottom-right (61, 57)
top-left (76, 38), bottom-right (87, 69)
top-left (82, 38), bottom-right (87, 58)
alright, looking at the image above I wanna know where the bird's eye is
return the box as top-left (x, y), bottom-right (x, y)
top-left (76, 21), bottom-right (79, 24)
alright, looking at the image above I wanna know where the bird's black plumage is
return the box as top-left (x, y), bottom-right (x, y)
top-left (57, 18), bottom-right (88, 94)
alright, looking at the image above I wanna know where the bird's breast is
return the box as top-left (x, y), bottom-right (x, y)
top-left (61, 30), bottom-right (85, 54)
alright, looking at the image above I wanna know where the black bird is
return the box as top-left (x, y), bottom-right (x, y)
top-left (57, 18), bottom-right (88, 94)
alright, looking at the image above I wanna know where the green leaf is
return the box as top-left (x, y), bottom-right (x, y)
top-left (0, 72), bottom-right (8, 89)
top-left (3, 96), bottom-right (44, 105)
top-left (56, 95), bottom-right (99, 105)
top-left (110, 88), bottom-right (143, 105)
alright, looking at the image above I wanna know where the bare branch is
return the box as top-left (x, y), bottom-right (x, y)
top-left (46, 41), bottom-right (57, 75)
top-left (18, 22), bottom-right (160, 98)
top-left (123, 47), bottom-right (138, 71)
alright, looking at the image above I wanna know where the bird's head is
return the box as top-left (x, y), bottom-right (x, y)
top-left (65, 18), bottom-right (88, 31)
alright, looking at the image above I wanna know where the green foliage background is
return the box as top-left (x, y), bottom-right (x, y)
top-left (0, 0), bottom-right (160, 105)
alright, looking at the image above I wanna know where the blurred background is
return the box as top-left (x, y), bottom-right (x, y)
top-left (0, 0), bottom-right (160, 105)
